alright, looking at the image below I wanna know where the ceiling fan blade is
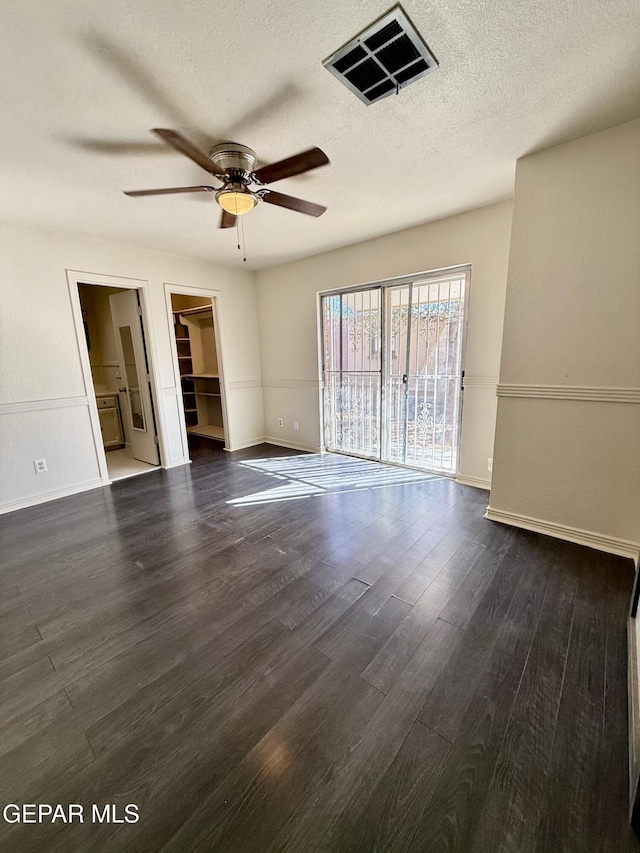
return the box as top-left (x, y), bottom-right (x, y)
top-left (261, 190), bottom-right (326, 217)
top-left (70, 138), bottom-right (169, 156)
top-left (123, 186), bottom-right (215, 196)
top-left (254, 147), bottom-right (329, 184)
top-left (82, 35), bottom-right (192, 128)
top-left (153, 129), bottom-right (219, 175)
top-left (220, 209), bottom-right (236, 228)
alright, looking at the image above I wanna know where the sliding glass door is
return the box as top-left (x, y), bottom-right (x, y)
top-left (321, 267), bottom-right (468, 476)
top-left (322, 287), bottom-right (382, 458)
top-left (384, 273), bottom-right (467, 473)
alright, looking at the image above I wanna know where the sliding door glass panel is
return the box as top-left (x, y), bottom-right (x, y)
top-left (322, 288), bottom-right (382, 458)
top-left (385, 284), bottom-right (412, 465)
top-left (384, 274), bottom-right (466, 474)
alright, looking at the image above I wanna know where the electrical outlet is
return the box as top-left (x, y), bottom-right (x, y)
top-left (487, 457), bottom-right (493, 472)
top-left (293, 421), bottom-right (299, 431)
top-left (277, 418), bottom-right (283, 428)
top-left (33, 458), bottom-right (47, 474)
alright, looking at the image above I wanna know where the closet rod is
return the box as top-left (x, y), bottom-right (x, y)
top-left (173, 305), bottom-right (212, 317)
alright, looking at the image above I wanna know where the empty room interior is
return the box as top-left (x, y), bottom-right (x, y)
top-left (1, 0), bottom-right (640, 850)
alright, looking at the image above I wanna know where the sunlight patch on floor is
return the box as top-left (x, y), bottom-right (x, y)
top-left (227, 453), bottom-right (441, 506)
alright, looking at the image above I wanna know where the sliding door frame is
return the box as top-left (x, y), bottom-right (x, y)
top-left (319, 263), bottom-right (471, 476)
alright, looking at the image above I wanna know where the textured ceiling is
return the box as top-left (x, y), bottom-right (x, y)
top-left (2, 0), bottom-right (639, 269)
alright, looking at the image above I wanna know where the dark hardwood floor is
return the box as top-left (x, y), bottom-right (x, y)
top-left (0, 442), bottom-right (637, 852)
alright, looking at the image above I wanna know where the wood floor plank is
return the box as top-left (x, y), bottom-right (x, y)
top-left (437, 526), bottom-right (514, 629)
top-left (408, 544), bottom-right (555, 853)
top-left (318, 516), bottom-right (460, 656)
top-left (321, 515), bottom-right (412, 575)
top-left (355, 516), bottom-right (442, 586)
top-left (392, 525), bottom-right (472, 606)
top-left (0, 654), bottom-right (59, 724)
top-left (84, 613), bottom-right (289, 756)
top-left (101, 647), bottom-right (330, 853)
top-left (361, 540), bottom-right (484, 694)
top-left (0, 726), bottom-right (95, 846)
top-left (279, 618), bottom-right (463, 851)
top-left (160, 653), bottom-right (383, 852)
top-left (472, 554), bottom-right (578, 851)
top-left (0, 691), bottom-right (73, 759)
top-left (45, 575), bottom-right (227, 672)
top-left (335, 720), bottom-right (450, 853)
top-left (0, 585), bottom-right (23, 615)
top-left (361, 595), bottom-right (414, 642)
top-left (284, 577), bottom-right (370, 644)
top-left (540, 548), bottom-right (637, 853)
top-left (596, 554), bottom-right (639, 853)
top-left (0, 708), bottom-right (93, 801)
top-left (0, 605), bottom-right (42, 662)
top-left (417, 532), bottom-right (543, 742)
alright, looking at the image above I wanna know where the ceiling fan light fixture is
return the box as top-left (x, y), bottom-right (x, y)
top-left (216, 190), bottom-right (256, 216)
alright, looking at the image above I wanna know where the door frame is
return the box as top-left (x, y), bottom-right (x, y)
top-left (318, 263), bottom-right (471, 477)
top-left (163, 283), bottom-right (230, 457)
top-left (67, 270), bottom-right (166, 484)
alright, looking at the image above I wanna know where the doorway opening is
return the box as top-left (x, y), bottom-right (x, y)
top-left (77, 283), bottom-right (160, 481)
top-left (321, 266), bottom-right (469, 476)
top-left (169, 291), bottom-right (228, 456)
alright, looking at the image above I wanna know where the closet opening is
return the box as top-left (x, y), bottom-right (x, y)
top-left (77, 282), bottom-right (161, 481)
top-left (169, 292), bottom-right (228, 457)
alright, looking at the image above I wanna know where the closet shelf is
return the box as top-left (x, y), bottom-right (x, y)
top-left (174, 306), bottom-right (212, 317)
top-left (173, 305), bottom-right (225, 445)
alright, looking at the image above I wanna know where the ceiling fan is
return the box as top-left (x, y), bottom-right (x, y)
top-left (124, 129), bottom-right (329, 228)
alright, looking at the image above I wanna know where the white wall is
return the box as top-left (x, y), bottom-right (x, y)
top-left (0, 222), bottom-right (264, 512)
top-left (489, 119), bottom-right (640, 556)
top-left (255, 201), bottom-right (513, 487)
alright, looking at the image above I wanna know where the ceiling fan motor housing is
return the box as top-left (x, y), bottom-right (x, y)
top-left (209, 143), bottom-right (257, 180)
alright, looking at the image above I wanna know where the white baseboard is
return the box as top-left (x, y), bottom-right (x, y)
top-left (162, 459), bottom-right (191, 469)
top-left (0, 478), bottom-right (107, 515)
top-left (224, 437), bottom-right (267, 452)
top-left (485, 506), bottom-right (640, 559)
top-left (263, 436), bottom-right (320, 453)
top-left (456, 475), bottom-right (491, 491)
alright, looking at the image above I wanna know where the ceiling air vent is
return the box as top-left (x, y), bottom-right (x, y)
top-left (323, 5), bottom-right (438, 105)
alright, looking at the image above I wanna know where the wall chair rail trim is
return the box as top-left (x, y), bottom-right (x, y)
top-left (0, 396), bottom-right (90, 414)
top-left (496, 384), bottom-right (640, 403)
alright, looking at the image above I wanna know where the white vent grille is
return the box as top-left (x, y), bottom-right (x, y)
top-left (323, 5), bottom-right (438, 105)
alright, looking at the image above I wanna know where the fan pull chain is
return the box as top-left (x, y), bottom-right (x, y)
top-left (234, 209), bottom-right (247, 262)
top-left (240, 214), bottom-right (247, 263)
